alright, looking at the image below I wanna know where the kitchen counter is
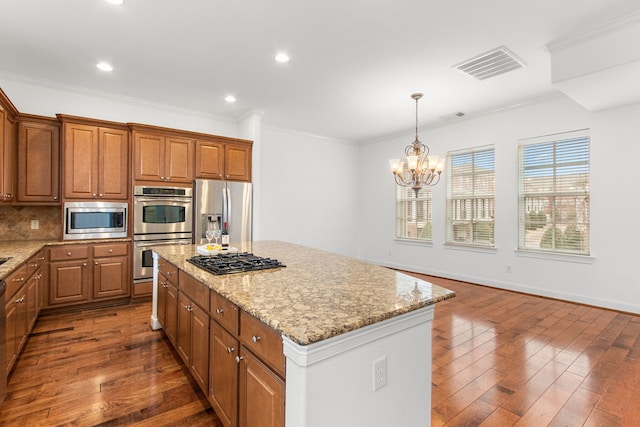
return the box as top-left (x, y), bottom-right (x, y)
top-left (153, 240), bottom-right (455, 346)
top-left (0, 239), bottom-right (132, 280)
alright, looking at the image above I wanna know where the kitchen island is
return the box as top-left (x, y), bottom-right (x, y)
top-left (152, 241), bottom-right (455, 427)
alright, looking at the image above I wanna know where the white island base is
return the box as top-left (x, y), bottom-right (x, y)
top-left (283, 306), bottom-right (434, 427)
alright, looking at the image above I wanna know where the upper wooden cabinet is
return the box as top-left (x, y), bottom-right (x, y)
top-left (59, 115), bottom-right (129, 200)
top-left (195, 138), bottom-right (252, 182)
top-left (132, 128), bottom-right (193, 184)
top-left (0, 88), bottom-right (19, 203)
top-left (16, 115), bottom-right (60, 204)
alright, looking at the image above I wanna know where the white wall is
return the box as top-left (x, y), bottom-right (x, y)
top-left (258, 127), bottom-right (359, 256)
top-left (358, 95), bottom-right (640, 314)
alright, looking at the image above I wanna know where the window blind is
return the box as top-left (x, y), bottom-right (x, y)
top-left (395, 185), bottom-right (432, 241)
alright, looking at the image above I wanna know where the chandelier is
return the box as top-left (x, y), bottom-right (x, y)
top-left (389, 93), bottom-right (443, 197)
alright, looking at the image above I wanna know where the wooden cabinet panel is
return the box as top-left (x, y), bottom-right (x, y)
top-left (93, 255), bottom-right (129, 299)
top-left (209, 319), bottom-right (239, 427)
top-left (134, 132), bottom-right (164, 182)
top-left (17, 119), bottom-right (60, 204)
top-left (179, 270), bottom-right (209, 311)
top-left (1, 105), bottom-right (18, 203)
top-left (48, 260), bottom-right (90, 305)
top-left (177, 292), bottom-right (192, 364)
top-left (210, 291), bottom-right (239, 335)
top-left (93, 242), bottom-right (128, 258)
top-left (26, 273), bottom-right (38, 332)
top-left (164, 281), bottom-right (179, 346)
top-left (240, 311), bottom-right (285, 377)
top-left (63, 123), bottom-right (98, 199)
top-left (49, 245), bottom-right (90, 261)
top-left (165, 136), bottom-right (193, 183)
top-left (99, 128), bottom-right (129, 199)
top-left (195, 140), bottom-right (223, 180)
top-left (190, 302), bottom-right (210, 392)
top-left (238, 347), bottom-right (285, 427)
top-left (5, 286), bottom-right (27, 373)
top-left (224, 144), bottom-right (252, 182)
top-left (157, 272), bottom-right (169, 328)
top-left (6, 263), bottom-right (27, 301)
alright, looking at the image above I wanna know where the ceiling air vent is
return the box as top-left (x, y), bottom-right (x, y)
top-left (454, 46), bottom-right (526, 80)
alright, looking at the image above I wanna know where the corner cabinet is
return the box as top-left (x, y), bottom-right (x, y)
top-left (16, 115), bottom-right (60, 204)
top-left (58, 115), bottom-right (130, 200)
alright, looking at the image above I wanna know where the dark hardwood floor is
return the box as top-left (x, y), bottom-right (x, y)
top-left (1, 275), bottom-right (639, 426)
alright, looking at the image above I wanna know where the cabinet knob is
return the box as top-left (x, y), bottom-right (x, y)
top-left (226, 347), bottom-right (235, 354)
top-left (54, 196), bottom-right (58, 200)
top-left (15, 297), bottom-right (24, 304)
top-left (38, 256), bottom-right (45, 261)
top-left (67, 251), bottom-right (72, 256)
top-left (235, 356), bottom-right (243, 363)
top-left (99, 194), bottom-right (104, 197)
top-left (252, 335), bottom-right (261, 343)
top-left (95, 261), bottom-right (99, 265)
top-left (29, 263), bottom-right (38, 268)
top-left (215, 308), bottom-right (224, 314)
top-left (108, 249), bottom-right (113, 253)
top-left (12, 277), bottom-right (24, 283)
top-left (92, 193), bottom-right (97, 197)
top-left (185, 305), bottom-right (193, 312)
top-left (82, 262), bottom-right (87, 267)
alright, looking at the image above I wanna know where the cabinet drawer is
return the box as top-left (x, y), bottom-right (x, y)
top-left (6, 263), bottom-right (27, 300)
top-left (158, 258), bottom-right (178, 284)
top-left (93, 242), bottom-right (128, 258)
top-left (49, 245), bottom-right (89, 261)
top-left (210, 292), bottom-right (239, 334)
top-left (26, 251), bottom-right (45, 278)
top-left (178, 270), bottom-right (210, 311)
top-left (240, 311), bottom-right (285, 377)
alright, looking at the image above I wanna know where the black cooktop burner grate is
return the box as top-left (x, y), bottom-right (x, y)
top-left (186, 253), bottom-right (286, 275)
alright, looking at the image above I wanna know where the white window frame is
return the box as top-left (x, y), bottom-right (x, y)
top-left (446, 145), bottom-right (495, 248)
top-left (517, 129), bottom-right (590, 256)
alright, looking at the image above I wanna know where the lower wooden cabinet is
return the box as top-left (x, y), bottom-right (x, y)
top-left (48, 242), bottom-right (130, 307)
top-left (177, 285), bottom-right (210, 392)
top-left (157, 270), bottom-right (178, 346)
top-left (209, 319), bottom-right (239, 427)
top-left (238, 347), bottom-right (285, 427)
top-left (5, 285), bottom-right (27, 373)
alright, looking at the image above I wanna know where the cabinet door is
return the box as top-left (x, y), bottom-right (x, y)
top-left (5, 288), bottom-right (25, 373)
top-left (164, 282), bottom-right (179, 346)
top-left (176, 292), bottom-right (192, 364)
top-left (17, 120), bottom-right (60, 203)
top-left (63, 123), bottom-right (99, 199)
top-left (48, 260), bottom-right (91, 305)
top-left (93, 255), bottom-right (129, 299)
top-left (195, 140), bottom-right (224, 180)
top-left (1, 107), bottom-right (18, 202)
top-left (190, 303), bottom-right (210, 392)
top-left (26, 273), bottom-right (38, 333)
top-left (209, 320), bottom-right (239, 427)
top-left (99, 127), bottom-right (129, 199)
top-left (238, 348), bottom-right (285, 427)
top-left (165, 136), bottom-right (193, 183)
top-left (134, 132), bottom-right (164, 182)
top-left (224, 143), bottom-right (251, 182)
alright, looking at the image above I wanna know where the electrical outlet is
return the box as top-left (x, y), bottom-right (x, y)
top-left (31, 219), bottom-right (39, 230)
top-left (373, 356), bottom-right (387, 392)
top-left (506, 264), bottom-right (512, 273)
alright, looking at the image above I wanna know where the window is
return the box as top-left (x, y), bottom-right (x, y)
top-left (446, 146), bottom-right (495, 247)
top-left (518, 129), bottom-right (590, 255)
top-left (395, 185), bottom-right (432, 241)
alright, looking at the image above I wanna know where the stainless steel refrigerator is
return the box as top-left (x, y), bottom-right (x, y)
top-left (193, 179), bottom-right (253, 246)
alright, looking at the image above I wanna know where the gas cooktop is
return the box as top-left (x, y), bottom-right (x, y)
top-left (187, 253), bottom-right (286, 275)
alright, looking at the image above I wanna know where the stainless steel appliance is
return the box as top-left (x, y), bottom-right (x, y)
top-left (193, 180), bottom-right (252, 245)
top-left (63, 201), bottom-right (127, 240)
top-left (133, 185), bottom-right (193, 281)
top-left (187, 253), bottom-right (285, 275)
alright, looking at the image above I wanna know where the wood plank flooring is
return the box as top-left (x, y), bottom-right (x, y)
top-left (1, 275), bottom-right (639, 426)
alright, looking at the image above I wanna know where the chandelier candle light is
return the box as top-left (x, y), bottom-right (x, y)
top-left (389, 93), bottom-right (444, 197)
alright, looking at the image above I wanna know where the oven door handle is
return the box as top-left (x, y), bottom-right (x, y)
top-left (134, 197), bottom-right (192, 203)
top-left (134, 240), bottom-right (191, 248)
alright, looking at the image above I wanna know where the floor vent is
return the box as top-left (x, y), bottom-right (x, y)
top-left (454, 46), bottom-right (526, 80)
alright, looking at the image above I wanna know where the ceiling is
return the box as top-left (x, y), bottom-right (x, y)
top-left (0, 0), bottom-right (638, 142)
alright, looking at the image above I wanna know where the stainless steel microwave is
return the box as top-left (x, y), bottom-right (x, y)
top-left (64, 202), bottom-right (128, 240)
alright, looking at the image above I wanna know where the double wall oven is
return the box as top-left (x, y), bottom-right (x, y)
top-left (133, 185), bottom-right (193, 282)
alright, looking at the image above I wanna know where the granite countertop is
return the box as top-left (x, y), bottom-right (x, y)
top-left (0, 238), bottom-right (132, 280)
top-left (154, 241), bottom-right (456, 346)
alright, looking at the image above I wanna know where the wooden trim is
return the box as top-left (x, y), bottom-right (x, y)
top-left (56, 114), bottom-right (130, 130)
top-left (128, 122), bottom-right (253, 145)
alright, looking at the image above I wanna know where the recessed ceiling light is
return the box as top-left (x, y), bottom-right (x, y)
top-left (225, 95), bottom-right (236, 103)
top-left (105, 0), bottom-right (124, 4)
top-left (275, 52), bottom-right (290, 63)
top-left (96, 62), bottom-right (113, 72)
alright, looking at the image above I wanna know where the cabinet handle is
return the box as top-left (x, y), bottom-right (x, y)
top-left (252, 335), bottom-right (261, 343)
top-left (226, 347), bottom-right (235, 354)
top-left (37, 273), bottom-right (42, 280)
top-left (108, 249), bottom-right (113, 253)
top-left (12, 277), bottom-right (24, 282)
top-left (92, 193), bottom-right (97, 197)
top-left (82, 262), bottom-right (87, 267)
top-left (235, 356), bottom-right (243, 363)
top-left (215, 308), bottom-right (224, 314)
top-left (95, 261), bottom-right (99, 265)
top-left (28, 263), bottom-right (38, 268)
top-left (54, 196), bottom-right (58, 200)
top-left (99, 193), bottom-right (104, 197)
top-left (67, 252), bottom-right (72, 256)
top-left (15, 297), bottom-right (24, 303)
top-left (185, 305), bottom-right (193, 312)
top-left (38, 256), bottom-right (45, 261)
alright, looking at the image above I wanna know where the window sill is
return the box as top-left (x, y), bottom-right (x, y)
top-left (394, 238), bottom-right (434, 248)
top-left (443, 243), bottom-right (497, 254)
top-left (514, 249), bottom-right (595, 264)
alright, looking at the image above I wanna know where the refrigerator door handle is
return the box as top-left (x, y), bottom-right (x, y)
top-left (222, 186), bottom-right (230, 227)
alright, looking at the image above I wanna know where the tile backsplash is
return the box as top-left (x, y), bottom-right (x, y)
top-left (0, 205), bottom-right (61, 240)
